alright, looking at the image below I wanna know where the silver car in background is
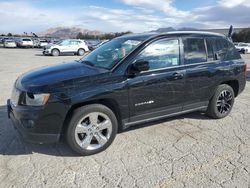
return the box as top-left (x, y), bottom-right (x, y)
top-left (16, 38), bottom-right (34, 48)
top-left (4, 39), bottom-right (17, 48)
top-left (235, 42), bottom-right (250, 54)
top-left (39, 39), bottom-right (49, 48)
top-left (43, 39), bottom-right (89, 56)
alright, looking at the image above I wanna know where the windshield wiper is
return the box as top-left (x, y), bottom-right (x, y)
top-left (81, 60), bottom-right (95, 67)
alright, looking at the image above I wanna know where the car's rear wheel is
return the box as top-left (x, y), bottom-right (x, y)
top-left (66, 104), bottom-right (118, 155)
top-left (206, 84), bottom-right (234, 119)
top-left (77, 48), bottom-right (85, 56)
top-left (52, 49), bottom-right (60, 56)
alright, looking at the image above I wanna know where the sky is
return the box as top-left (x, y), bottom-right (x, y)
top-left (0, 0), bottom-right (250, 34)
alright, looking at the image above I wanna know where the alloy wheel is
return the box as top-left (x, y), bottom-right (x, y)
top-left (216, 90), bottom-right (233, 114)
top-left (74, 112), bottom-right (112, 150)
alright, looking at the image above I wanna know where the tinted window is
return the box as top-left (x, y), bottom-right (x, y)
top-left (136, 39), bottom-right (180, 70)
top-left (225, 40), bottom-right (241, 60)
top-left (212, 37), bottom-right (241, 60)
top-left (184, 38), bottom-right (207, 64)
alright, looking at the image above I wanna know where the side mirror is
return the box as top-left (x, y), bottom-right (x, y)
top-left (130, 59), bottom-right (150, 74)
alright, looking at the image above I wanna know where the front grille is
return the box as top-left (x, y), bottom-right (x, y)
top-left (10, 87), bottom-right (21, 106)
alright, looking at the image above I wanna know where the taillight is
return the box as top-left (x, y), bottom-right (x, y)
top-left (244, 64), bottom-right (247, 76)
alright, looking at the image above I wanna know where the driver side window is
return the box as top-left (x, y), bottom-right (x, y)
top-left (136, 39), bottom-right (180, 71)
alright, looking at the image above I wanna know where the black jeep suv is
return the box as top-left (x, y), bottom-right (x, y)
top-left (7, 31), bottom-right (247, 155)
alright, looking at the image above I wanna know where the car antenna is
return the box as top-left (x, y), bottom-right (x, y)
top-left (228, 25), bottom-right (234, 41)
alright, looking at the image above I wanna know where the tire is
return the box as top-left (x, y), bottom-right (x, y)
top-left (77, 48), bottom-right (85, 56)
top-left (206, 84), bottom-right (235, 119)
top-left (51, 49), bottom-right (60, 56)
top-left (66, 104), bottom-right (118, 155)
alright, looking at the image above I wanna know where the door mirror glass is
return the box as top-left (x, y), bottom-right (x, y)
top-left (130, 59), bottom-right (149, 74)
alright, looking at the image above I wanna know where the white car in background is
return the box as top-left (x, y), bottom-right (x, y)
top-left (235, 42), bottom-right (250, 54)
top-left (43, 39), bottom-right (89, 56)
top-left (4, 39), bottom-right (17, 48)
top-left (39, 39), bottom-right (49, 48)
top-left (16, 38), bottom-right (34, 48)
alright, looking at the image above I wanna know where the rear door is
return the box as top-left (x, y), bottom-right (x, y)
top-left (69, 41), bottom-right (80, 52)
top-left (182, 36), bottom-right (226, 110)
top-left (60, 40), bottom-right (72, 52)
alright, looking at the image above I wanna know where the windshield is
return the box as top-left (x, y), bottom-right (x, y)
top-left (80, 38), bottom-right (143, 70)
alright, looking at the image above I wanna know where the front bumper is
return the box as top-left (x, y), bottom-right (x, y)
top-left (7, 99), bottom-right (61, 144)
top-left (43, 48), bottom-right (52, 55)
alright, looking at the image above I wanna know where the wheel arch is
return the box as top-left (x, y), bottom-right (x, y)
top-left (60, 98), bottom-right (122, 140)
top-left (51, 48), bottom-right (60, 53)
top-left (78, 48), bottom-right (85, 52)
top-left (220, 80), bottom-right (239, 97)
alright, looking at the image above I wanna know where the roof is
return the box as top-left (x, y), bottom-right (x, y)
top-left (164, 30), bottom-right (226, 37)
top-left (118, 31), bottom-right (226, 41)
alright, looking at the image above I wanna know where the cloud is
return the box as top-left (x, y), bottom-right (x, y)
top-left (192, 4), bottom-right (250, 28)
top-left (120, 0), bottom-right (250, 29)
top-left (121, 0), bottom-right (190, 18)
top-left (218, 0), bottom-right (250, 7)
top-left (0, 0), bottom-right (249, 34)
top-left (0, 1), bottom-right (181, 33)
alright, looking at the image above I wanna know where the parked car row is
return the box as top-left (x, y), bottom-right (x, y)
top-left (0, 36), bottom-right (109, 56)
top-left (234, 42), bottom-right (250, 54)
top-left (0, 37), bottom-right (61, 48)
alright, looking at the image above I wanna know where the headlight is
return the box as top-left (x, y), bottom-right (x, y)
top-left (21, 93), bottom-right (50, 106)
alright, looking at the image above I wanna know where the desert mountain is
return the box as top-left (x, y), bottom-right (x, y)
top-left (37, 27), bottom-right (105, 38)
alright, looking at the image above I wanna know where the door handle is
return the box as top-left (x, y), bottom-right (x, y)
top-left (172, 72), bottom-right (184, 80)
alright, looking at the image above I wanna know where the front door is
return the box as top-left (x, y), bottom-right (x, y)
top-left (127, 38), bottom-right (187, 122)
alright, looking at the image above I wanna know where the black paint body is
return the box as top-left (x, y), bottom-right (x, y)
top-left (7, 32), bottom-right (246, 143)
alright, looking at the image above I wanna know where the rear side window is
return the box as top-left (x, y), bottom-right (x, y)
top-left (207, 37), bottom-right (241, 61)
top-left (225, 40), bottom-right (241, 60)
top-left (183, 38), bottom-right (207, 64)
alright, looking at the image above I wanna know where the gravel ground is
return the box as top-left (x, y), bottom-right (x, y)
top-left (0, 48), bottom-right (250, 188)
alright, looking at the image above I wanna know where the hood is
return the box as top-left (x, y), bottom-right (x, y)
top-left (17, 61), bottom-right (107, 92)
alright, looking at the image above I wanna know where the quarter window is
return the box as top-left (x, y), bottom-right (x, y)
top-left (136, 39), bottom-right (180, 71)
top-left (183, 38), bottom-right (207, 64)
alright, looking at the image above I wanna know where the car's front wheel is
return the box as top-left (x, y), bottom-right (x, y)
top-left (51, 49), bottom-right (60, 56)
top-left (206, 84), bottom-right (235, 119)
top-left (77, 48), bottom-right (85, 56)
top-left (66, 104), bottom-right (118, 155)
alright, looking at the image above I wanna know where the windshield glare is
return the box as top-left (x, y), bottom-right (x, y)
top-left (81, 38), bottom-right (142, 70)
